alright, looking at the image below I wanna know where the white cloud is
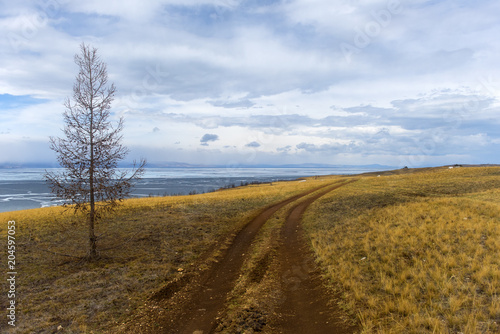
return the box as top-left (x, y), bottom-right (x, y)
top-left (0, 0), bottom-right (499, 167)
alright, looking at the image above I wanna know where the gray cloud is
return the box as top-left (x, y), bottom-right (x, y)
top-left (209, 98), bottom-right (256, 109)
top-left (160, 113), bottom-right (319, 131)
top-left (277, 145), bottom-right (292, 153)
top-left (245, 141), bottom-right (261, 148)
top-left (200, 133), bottom-right (219, 143)
top-left (296, 142), bottom-right (357, 153)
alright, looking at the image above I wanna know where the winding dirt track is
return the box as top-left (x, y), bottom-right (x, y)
top-left (124, 181), bottom-right (356, 333)
top-left (267, 180), bottom-right (358, 333)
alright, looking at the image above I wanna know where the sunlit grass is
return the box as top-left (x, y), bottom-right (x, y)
top-left (2, 167), bottom-right (498, 333)
top-left (303, 167), bottom-right (500, 333)
top-left (215, 179), bottom-right (357, 333)
top-left (0, 176), bottom-right (336, 333)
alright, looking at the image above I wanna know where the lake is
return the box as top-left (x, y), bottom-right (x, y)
top-left (0, 167), bottom-right (387, 213)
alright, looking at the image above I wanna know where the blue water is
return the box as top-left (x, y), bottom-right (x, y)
top-left (0, 167), bottom-right (385, 213)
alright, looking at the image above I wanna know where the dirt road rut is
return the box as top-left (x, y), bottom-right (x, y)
top-left (124, 181), bottom-right (356, 333)
top-left (267, 180), bottom-right (358, 333)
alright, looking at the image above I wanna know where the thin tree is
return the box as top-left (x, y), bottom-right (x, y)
top-left (45, 43), bottom-right (146, 260)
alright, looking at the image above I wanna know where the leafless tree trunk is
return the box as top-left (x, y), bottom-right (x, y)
top-left (45, 43), bottom-right (146, 260)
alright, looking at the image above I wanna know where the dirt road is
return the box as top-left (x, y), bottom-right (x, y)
top-left (124, 181), bottom-right (356, 333)
top-left (266, 180), bottom-right (358, 333)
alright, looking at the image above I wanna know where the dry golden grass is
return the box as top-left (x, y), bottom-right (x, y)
top-left (303, 167), bottom-right (500, 333)
top-left (0, 176), bottom-right (335, 333)
top-left (213, 204), bottom-right (285, 333)
top-left (214, 191), bottom-right (304, 333)
top-left (215, 179), bottom-right (358, 333)
top-left (2, 167), bottom-right (498, 333)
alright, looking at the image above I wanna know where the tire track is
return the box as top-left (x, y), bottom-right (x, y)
top-left (149, 183), bottom-right (342, 334)
top-left (268, 180), bottom-right (358, 333)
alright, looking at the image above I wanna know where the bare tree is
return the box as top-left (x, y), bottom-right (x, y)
top-left (45, 43), bottom-right (146, 260)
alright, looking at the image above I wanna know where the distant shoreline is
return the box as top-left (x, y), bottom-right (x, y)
top-left (1, 164), bottom-right (497, 213)
top-left (0, 166), bottom-right (389, 213)
top-left (0, 163), bottom-right (396, 169)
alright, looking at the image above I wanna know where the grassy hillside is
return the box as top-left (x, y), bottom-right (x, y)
top-left (0, 176), bottom-right (335, 333)
top-left (303, 167), bottom-right (500, 333)
top-left (1, 167), bottom-right (499, 333)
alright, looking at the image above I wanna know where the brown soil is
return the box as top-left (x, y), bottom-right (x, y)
top-left (122, 182), bottom-right (357, 333)
top-left (266, 180), bottom-right (358, 333)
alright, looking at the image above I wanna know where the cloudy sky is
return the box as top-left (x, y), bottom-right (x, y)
top-left (1, 0), bottom-right (499, 167)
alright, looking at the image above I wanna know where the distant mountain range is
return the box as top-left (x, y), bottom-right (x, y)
top-left (2, 161), bottom-right (498, 170)
top-left (0, 161), bottom-right (396, 169)
top-left (145, 162), bottom-right (396, 169)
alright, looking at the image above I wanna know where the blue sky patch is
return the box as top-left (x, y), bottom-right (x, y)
top-left (0, 94), bottom-right (48, 110)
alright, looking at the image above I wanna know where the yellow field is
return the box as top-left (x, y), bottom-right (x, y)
top-left (1, 167), bottom-right (499, 333)
top-left (303, 167), bottom-right (500, 333)
top-left (0, 176), bottom-right (335, 333)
